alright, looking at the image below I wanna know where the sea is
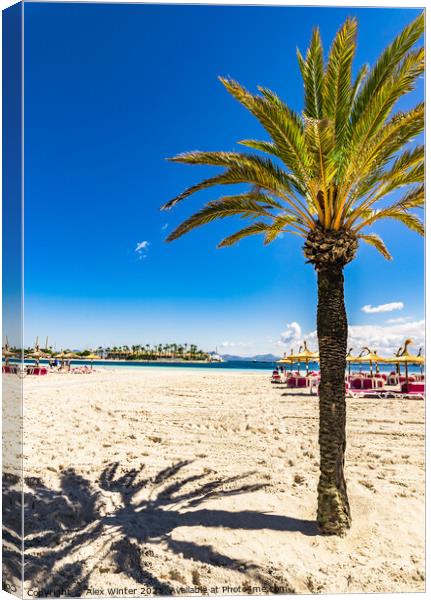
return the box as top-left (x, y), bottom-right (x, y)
top-left (13, 359), bottom-right (423, 374)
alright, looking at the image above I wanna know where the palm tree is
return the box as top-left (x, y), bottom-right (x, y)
top-left (161, 15), bottom-right (424, 535)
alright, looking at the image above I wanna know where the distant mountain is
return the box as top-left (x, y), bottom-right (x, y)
top-left (221, 353), bottom-right (281, 362)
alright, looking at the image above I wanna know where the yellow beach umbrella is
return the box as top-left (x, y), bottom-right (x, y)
top-left (385, 339), bottom-right (423, 382)
top-left (2, 336), bottom-right (20, 365)
top-left (2, 347), bottom-right (17, 364)
top-left (84, 352), bottom-right (100, 369)
top-left (27, 349), bottom-right (49, 359)
top-left (278, 348), bottom-right (299, 368)
top-left (345, 348), bottom-right (360, 375)
top-left (54, 351), bottom-right (80, 365)
top-left (356, 347), bottom-right (385, 376)
top-left (3, 348), bottom-right (17, 357)
top-left (26, 339), bottom-right (49, 364)
top-left (296, 341), bottom-right (319, 375)
top-left (381, 346), bottom-right (403, 374)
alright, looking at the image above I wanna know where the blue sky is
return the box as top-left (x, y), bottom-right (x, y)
top-left (22, 2), bottom-right (424, 355)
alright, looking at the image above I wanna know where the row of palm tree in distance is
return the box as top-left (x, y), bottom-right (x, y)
top-left (6, 343), bottom-right (212, 362)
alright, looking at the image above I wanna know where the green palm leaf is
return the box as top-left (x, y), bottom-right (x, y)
top-left (323, 17), bottom-right (357, 145)
top-left (166, 194), bottom-right (279, 241)
top-left (219, 77), bottom-right (312, 182)
top-left (297, 28), bottom-right (324, 119)
top-left (350, 11), bottom-right (424, 126)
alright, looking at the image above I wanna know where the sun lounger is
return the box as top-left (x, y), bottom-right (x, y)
top-left (385, 389), bottom-right (425, 400)
top-left (271, 372), bottom-right (282, 383)
top-left (25, 365), bottom-right (48, 375)
top-left (346, 388), bottom-right (388, 399)
top-left (401, 382), bottom-right (425, 394)
top-left (32, 366), bottom-right (48, 375)
top-left (286, 376), bottom-right (316, 389)
top-left (350, 378), bottom-right (363, 389)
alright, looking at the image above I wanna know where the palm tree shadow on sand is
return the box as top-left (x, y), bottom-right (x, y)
top-left (3, 461), bottom-right (318, 595)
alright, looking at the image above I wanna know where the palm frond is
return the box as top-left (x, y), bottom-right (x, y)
top-left (303, 116), bottom-right (337, 226)
top-left (351, 64), bottom-right (368, 103)
top-left (238, 139), bottom-right (309, 195)
top-left (323, 17), bottom-right (357, 145)
top-left (373, 161), bottom-right (423, 201)
top-left (359, 103), bottom-right (424, 179)
top-left (168, 150), bottom-right (299, 196)
top-left (359, 233), bottom-right (392, 260)
top-left (382, 210), bottom-right (424, 235)
top-left (349, 48), bottom-right (424, 162)
top-left (166, 195), bottom-right (275, 241)
top-left (164, 149), bottom-right (316, 227)
top-left (395, 183), bottom-right (425, 210)
top-left (388, 145), bottom-right (424, 176)
top-left (350, 11), bottom-right (424, 126)
top-left (340, 102), bottom-right (424, 222)
top-left (264, 214), bottom-right (305, 244)
top-left (219, 77), bottom-right (312, 182)
top-left (217, 222), bottom-right (272, 248)
top-left (298, 28), bottom-right (324, 119)
top-left (353, 185), bottom-right (424, 234)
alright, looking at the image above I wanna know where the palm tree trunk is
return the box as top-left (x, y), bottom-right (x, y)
top-left (316, 264), bottom-right (351, 535)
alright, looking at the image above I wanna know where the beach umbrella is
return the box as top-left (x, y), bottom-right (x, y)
top-left (278, 348), bottom-right (299, 369)
top-left (345, 348), bottom-right (360, 376)
top-left (26, 338), bottom-right (50, 365)
top-left (84, 353), bottom-right (100, 369)
top-left (385, 339), bottom-right (423, 384)
top-left (54, 351), bottom-right (68, 367)
top-left (54, 351), bottom-right (80, 367)
top-left (26, 350), bottom-right (49, 365)
top-left (3, 348), bottom-right (17, 357)
top-left (296, 341), bottom-right (319, 375)
top-left (355, 347), bottom-right (384, 376)
top-left (54, 351), bottom-right (80, 359)
top-left (2, 346), bottom-right (17, 364)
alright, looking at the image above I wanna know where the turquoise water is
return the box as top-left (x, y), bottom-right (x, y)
top-left (8, 358), bottom-right (423, 374)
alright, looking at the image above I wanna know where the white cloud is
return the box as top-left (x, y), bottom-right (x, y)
top-left (277, 321), bottom-right (302, 349)
top-left (219, 341), bottom-right (252, 349)
top-left (349, 320), bottom-right (423, 354)
top-left (386, 316), bottom-right (412, 324)
top-left (361, 301), bottom-right (404, 314)
top-left (136, 241), bottom-right (150, 252)
top-left (135, 240), bottom-right (150, 259)
top-left (302, 320), bottom-right (424, 356)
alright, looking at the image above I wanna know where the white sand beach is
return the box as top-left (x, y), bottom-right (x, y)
top-left (3, 368), bottom-right (425, 595)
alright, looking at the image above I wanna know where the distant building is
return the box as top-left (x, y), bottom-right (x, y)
top-left (208, 351), bottom-right (224, 362)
